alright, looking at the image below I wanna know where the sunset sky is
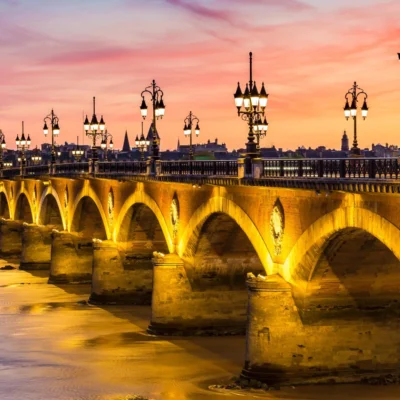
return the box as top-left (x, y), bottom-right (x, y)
top-left (1, 0), bottom-right (400, 151)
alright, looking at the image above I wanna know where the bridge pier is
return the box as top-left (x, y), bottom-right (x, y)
top-left (0, 219), bottom-right (23, 259)
top-left (90, 240), bottom-right (153, 305)
top-left (242, 274), bottom-right (400, 385)
top-left (20, 224), bottom-right (52, 270)
top-left (148, 254), bottom-right (247, 336)
top-left (49, 231), bottom-right (93, 284)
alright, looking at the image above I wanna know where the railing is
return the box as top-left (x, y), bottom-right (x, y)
top-left (2, 167), bottom-right (21, 179)
top-left (97, 161), bottom-right (147, 176)
top-left (25, 164), bottom-right (50, 176)
top-left (261, 158), bottom-right (400, 179)
top-left (2, 158), bottom-right (400, 181)
top-left (160, 160), bottom-right (238, 176)
top-left (54, 162), bottom-right (90, 176)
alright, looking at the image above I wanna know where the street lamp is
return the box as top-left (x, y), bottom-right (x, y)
top-left (43, 109), bottom-right (60, 167)
top-left (16, 121), bottom-right (31, 176)
top-left (135, 122), bottom-right (150, 161)
top-left (140, 80), bottom-right (165, 164)
top-left (233, 52), bottom-right (269, 160)
top-left (0, 130), bottom-right (6, 176)
top-left (31, 146), bottom-right (42, 165)
top-left (100, 129), bottom-right (114, 161)
top-left (72, 136), bottom-right (85, 162)
top-left (183, 111), bottom-right (200, 160)
top-left (343, 81), bottom-right (368, 156)
top-left (83, 97), bottom-right (105, 175)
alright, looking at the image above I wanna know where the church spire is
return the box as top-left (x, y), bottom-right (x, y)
top-left (122, 130), bottom-right (131, 152)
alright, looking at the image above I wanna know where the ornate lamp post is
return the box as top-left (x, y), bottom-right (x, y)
top-left (72, 136), bottom-right (85, 162)
top-left (100, 129), bottom-right (114, 161)
top-left (343, 81), bottom-right (368, 156)
top-left (31, 146), bottom-right (42, 165)
top-left (83, 97), bottom-right (105, 175)
top-left (140, 80), bottom-right (165, 164)
top-left (135, 122), bottom-right (150, 161)
top-left (43, 109), bottom-right (60, 168)
top-left (16, 121), bottom-right (31, 177)
top-left (233, 52), bottom-right (269, 160)
top-left (183, 111), bottom-right (200, 160)
top-left (0, 130), bottom-right (6, 176)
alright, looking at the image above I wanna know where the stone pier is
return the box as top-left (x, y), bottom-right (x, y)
top-left (242, 274), bottom-right (400, 384)
top-left (148, 253), bottom-right (247, 336)
top-left (49, 230), bottom-right (93, 284)
top-left (20, 224), bottom-right (52, 270)
top-left (0, 219), bottom-right (23, 258)
top-left (90, 240), bottom-right (153, 304)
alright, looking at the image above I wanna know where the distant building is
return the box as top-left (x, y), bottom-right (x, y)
top-left (178, 138), bottom-right (227, 155)
top-left (341, 131), bottom-right (349, 152)
top-left (146, 122), bottom-right (160, 152)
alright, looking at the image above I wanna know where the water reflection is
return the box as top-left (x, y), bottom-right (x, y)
top-left (1, 268), bottom-right (400, 399)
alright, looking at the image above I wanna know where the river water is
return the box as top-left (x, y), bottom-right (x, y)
top-left (1, 262), bottom-right (400, 400)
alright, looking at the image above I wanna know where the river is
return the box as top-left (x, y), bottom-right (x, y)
top-left (1, 261), bottom-right (400, 400)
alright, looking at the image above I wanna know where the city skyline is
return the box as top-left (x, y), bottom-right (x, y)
top-left (1, 0), bottom-right (400, 151)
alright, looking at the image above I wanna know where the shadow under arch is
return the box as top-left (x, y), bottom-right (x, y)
top-left (283, 206), bottom-right (400, 287)
top-left (178, 196), bottom-right (273, 275)
top-left (182, 211), bottom-right (265, 291)
top-left (114, 190), bottom-right (173, 253)
top-left (283, 207), bottom-right (400, 324)
top-left (70, 195), bottom-right (107, 240)
top-left (0, 191), bottom-right (10, 219)
top-left (14, 192), bottom-right (33, 223)
top-left (38, 189), bottom-right (65, 229)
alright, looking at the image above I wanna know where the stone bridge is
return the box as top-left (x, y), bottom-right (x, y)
top-left (2, 174), bottom-right (400, 384)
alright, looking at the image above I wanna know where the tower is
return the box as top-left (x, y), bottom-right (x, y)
top-left (341, 130), bottom-right (349, 152)
top-left (146, 122), bottom-right (161, 153)
top-left (122, 130), bottom-right (131, 152)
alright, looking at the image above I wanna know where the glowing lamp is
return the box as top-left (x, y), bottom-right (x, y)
top-left (234, 82), bottom-right (244, 108)
top-left (250, 82), bottom-right (260, 107)
top-left (53, 123), bottom-right (60, 136)
top-left (43, 122), bottom-right (49, 136)
top-left (350, 98), bottom-right (357, 117)
top-left (344, 100), bottom-right (351, 120)
top-left (99, 116), bottom-right (105, 132)
top-left (140, 98), bottom-right (148, 119)
top-left (361, 99), bottom-right (368, 119)
top-left (83, 115), bottom-right (90, 131)
top-left (259, 83), bottom-right (268, 109)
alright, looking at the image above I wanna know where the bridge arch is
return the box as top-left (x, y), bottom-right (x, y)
top-left (70, 190), bottom-right (109, 239)
top-left (14, 191), bottom-right (34, 223)
top-left (38, 187), bottom-right (65, 229)
top-left (283, 206), bottom-right (400, 293)
top-left (178, 196), bottom-right (273, 274)
top-left (113, 189), bottom-right (173, 252)
top-left (0, 191), bottom-right (10, 219)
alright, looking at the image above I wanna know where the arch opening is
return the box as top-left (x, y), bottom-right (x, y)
top-left (183, 212), bottom-right (264, 290)
top-left (39, 194), bottom-right (63, 229)
top-left (295, 227), bottom-right (400, 322)
top-left (118, 203), bottom-right (169, 259)
top-left (71, 196), bottom-right (106, 239)
top-left (15, 193), bottom-right (32, 223)
top-left (0, 192), bottom-right (10, 219)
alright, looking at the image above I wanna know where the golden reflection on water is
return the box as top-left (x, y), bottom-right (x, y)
top-left (2, 268), bottom-right (400, 400)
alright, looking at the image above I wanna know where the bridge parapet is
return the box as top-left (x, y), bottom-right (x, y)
top-left (2, 158), bottom-right (400, 182)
